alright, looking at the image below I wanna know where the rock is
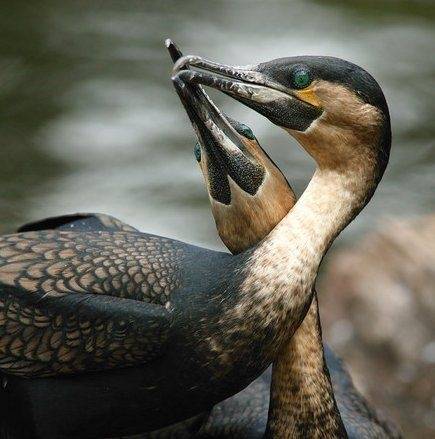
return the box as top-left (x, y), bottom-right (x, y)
top-left (320, 214), bottom-right (435, 438)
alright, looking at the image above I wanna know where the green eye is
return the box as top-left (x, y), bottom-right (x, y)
top-left (293, 68), bottom-right (311, 89)
top-left (193, 143), bottom-right (201, 162)
top-left (237, 123), bottom-right (255, 140)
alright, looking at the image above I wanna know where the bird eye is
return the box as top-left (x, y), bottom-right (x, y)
top-left (236, 123), bottom-right (255, 140)
top-left (293, 67), bottom-right (311, 89)
top-left (194, 143), bottom-right (201, 162)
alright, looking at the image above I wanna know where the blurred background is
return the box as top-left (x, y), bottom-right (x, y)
top-left (0, 0), bottom-right (433, 436)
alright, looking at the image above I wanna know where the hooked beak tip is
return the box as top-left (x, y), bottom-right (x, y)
top-left (166, 39), bottom-right (184, 64)
top-left (173, 55), bottom-right (202, 75)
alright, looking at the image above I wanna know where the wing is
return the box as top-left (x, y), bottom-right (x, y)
top-left (0, 230), bottom-right (182, 304)
top-left (0, 288), bottom-right (169, 377)
top-left (17, 212), bottom-right (139, 233)
top-left (0, 229), bottom-right (185, 377)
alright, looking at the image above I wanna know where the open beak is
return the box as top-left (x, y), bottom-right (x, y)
top-left (172, 55), bottom-right (322, 132)
top-left (168, 40), bottom-right (265, 200)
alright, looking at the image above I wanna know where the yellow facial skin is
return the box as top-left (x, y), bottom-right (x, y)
top-left (291, 80), bottom-right (384, 173)
top-left (293, 87), bottom-right (321, 108)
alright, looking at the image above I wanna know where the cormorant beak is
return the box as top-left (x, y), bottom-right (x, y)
top-left (172, 55), bottom-right (323, 132)
top-left (168, 40), bottom-right (265, 201)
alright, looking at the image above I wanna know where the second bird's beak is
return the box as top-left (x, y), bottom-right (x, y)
top-left (172, 55), bottom-right (322, 132)
top-left (169, 41), bottom-right (265, 200)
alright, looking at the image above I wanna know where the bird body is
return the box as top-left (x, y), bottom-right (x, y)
top-left (0, 193), bottom-right (344, 437)
top-left (0, 167), bottom-right (375, 436)
top-left (0, 229), bottom-right (265, 432)
top-left (0, 183), bottom-right (351, 436)
top-left (1, 211), bottom-right (399, 439)
top-left (0, 214), bottom-right (204, 438)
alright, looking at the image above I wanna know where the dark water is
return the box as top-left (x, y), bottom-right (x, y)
top-left (1, 0), bottom-right (434, 250)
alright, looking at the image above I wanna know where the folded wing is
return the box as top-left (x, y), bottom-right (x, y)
top-left (0, 228), bottom-right (182, 377)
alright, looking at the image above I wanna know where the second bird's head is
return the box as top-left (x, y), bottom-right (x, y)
top-left (172, 73), bottom-right (295, 253)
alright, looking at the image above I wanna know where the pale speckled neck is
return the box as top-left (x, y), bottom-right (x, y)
top-left (265, 165), bottom-right (370, 262)
top-left (240, 166), bottom-right (374, 350)
top-left (250, 167), bottom-right (368, 438)
top-left (215, 165), bottom-right (374, 374)
top-left (249, 165), bottom-right (371, 282)
top-left (265, 296), bottom-right (347, 438)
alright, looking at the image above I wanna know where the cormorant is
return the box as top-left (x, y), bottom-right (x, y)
top-left (0, 49), bottom-right (391, 437)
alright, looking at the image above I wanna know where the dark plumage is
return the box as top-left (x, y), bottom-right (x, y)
top-left (0, 230), bottom-right (178, 376)
top-left (0, 212), bottom-right (399, 439)
top-left (0, 213), bottom-right (206, 438)
top-left (0, 224), bottom-right (248, 436)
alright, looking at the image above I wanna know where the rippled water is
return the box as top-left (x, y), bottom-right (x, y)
top-left (0, 0), bottom-right (434, 253)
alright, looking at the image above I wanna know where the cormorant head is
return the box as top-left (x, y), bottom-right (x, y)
top-left (173, 55), bottom-right (391, 184)
top-left (167, 40), bottom-right (295, 253)
top-left (190, 113), bottom-right (296, 254)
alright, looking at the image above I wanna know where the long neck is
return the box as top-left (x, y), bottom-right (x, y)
top-left (265, 295), bottom-right (347, 438)
top-left (264, 165), bottom-right (372, 265)
top-left (241, 166), bottom-right (373, 346)
top-left (257, 166), bottom-right (374, 438)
